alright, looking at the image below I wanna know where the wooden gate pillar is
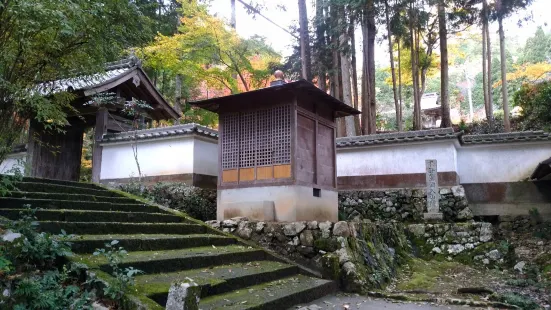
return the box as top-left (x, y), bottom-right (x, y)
top-left (92, 108), bottom-right (108, 183)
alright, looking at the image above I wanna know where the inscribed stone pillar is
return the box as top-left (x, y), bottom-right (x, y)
top-left (423, 159), bottom-right (443, 220)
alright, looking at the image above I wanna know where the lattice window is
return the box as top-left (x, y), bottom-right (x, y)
top-left (256, 108), bottom-right (273, 166)
top-left (221, 113), bottom-right (239, 169)
top-left (273, 105), bottom-right (291, 165)
top-left (239, 111), bottom-right (256, 168)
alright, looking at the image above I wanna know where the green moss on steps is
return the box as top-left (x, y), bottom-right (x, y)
top-left (0, 209), bottom-right (183, 223)
top-left (73, 245), bottom-right (267, 274)
top-left (6, 191), bottom-right (138, 203)
top-left (0, 198), bottom-right (165, 213)
top-left (136, 260), bottom-right (298, 304)
top-left (69, 234), bottom-right (235, 253)
top-left (15, 182), bottom-right (121, 197)
top-left (198, 274), bottom-right (336, 310)
top-left (38, 221), bottom-right (206, 235)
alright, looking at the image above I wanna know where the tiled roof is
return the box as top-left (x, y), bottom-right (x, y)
top-left (100, 124), bottom-right (218, 144)
top-left (461, 131), bottom-right (551, 145)
top-left (35, 57), bottom-right (140, 96)
top-left (336, 128), bottom-right (458, 148)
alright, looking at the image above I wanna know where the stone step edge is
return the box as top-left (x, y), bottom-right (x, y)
top-left (198, 274), bottom-right (337, 309)
top-left (139, 261), bottom-right (299, 303)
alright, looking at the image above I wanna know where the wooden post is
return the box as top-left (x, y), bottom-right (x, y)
top-left (92, 108), bottom-right (108, 183)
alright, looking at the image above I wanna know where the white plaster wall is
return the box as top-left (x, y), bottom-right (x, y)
top-left (100, 137), bottom-right (195, 180)
top-left (193, 138), bottom-right (218, 176)
top-left (218, 186), bottom-right (337, 222)
top-left (336, 140), bottom-right (458, 176)
top-left (0, 153), bottom-right (26, 175)
top-left (457, 142), bottom-right (551, 183)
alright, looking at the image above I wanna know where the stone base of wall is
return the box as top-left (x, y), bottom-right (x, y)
top-left (339, 186), bottom-right (472, 222)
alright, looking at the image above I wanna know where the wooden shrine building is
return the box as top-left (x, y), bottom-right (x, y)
top-left (29, 57), bottom-right (179, 182)
top-left (191, 79), bottom-right (360, 222)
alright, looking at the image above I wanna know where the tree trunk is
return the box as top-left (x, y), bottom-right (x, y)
top-left (338, 6), bottom-right (355, 136)
top-left (174, 74), bottom-right (183, 125)
top-left (299, 0), bottom-right (312, 81)
top-left (385, 0), bottom-right (400, 131)
top-left (397, 39), bottom-right (403, 131)
top-left (231, 0), bottom-right (236, 29)
top-left (438, 0), bottom-right (451, 128)
top-left (349, 14), bottom-right (361, 134)
top-left (410, 3), bottom-right (421, 130)
top-left (498, 16), bottom-right (511, 132)
top-left (484, 0), bottom-right (494, 126)
top-left (482, 12), bottom-right (489, 120)
top-left (367, 0), bottom-right (377, 134)
top-left (361, 10), bottom-right (371, 135)
top-left (315, 0), bottom-right (327, 91)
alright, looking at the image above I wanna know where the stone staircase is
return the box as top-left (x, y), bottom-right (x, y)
top-left (0, 177), bottom-right (336, 309)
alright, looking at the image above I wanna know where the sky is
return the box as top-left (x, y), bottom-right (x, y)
top-left (209, 0), bottom-right (551, 66)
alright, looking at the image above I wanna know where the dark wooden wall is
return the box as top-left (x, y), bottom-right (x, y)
top-left (28, 119), bottom-right (85, 181)
top-left (295, 93), bottom-right (337, 190)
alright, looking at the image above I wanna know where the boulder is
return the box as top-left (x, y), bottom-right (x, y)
top-left (283, 222), bottom-right (306, 236)
top-left (451, 186), bottom-right (465, 198)
top-left (447, 244), bottom-right (465, 255)
top-left (300, 230), bottom-right (314, 247)
top-left (514, 261), bottom-right (526, 273)
top-left (236, 221), bottom-right (253, 239)
top-left (457, 208), bottom-right (474, 220)
top-left (307, 221), bottom-right (319, 230)
top-left (318, 221), bottom-right (333, 238)
top-left (221, 219), bottom-right (238, 228)
top-left (479, 223), bottom-right (493, 242)
top-left (486, 249), bottom-right (502, 260)
top-left (255, 222), bottom-right (265, 233)
top-left (332, 221), bottom-right (351, 237)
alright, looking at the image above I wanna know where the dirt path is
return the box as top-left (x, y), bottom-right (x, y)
top-left (291, 293), bottom-right (468, 310)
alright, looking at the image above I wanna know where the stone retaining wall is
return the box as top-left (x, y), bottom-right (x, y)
top-left (206, 218), bottom-right (411, 292)
top-left (206, 217), bottom-right (500, 292)
top-left (407, 222), bottom-right (500, 263)
top-left (339, 186), bottom-right (472, 222)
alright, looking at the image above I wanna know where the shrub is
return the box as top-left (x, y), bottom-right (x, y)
top-left (119, 181), bottom-right (217, 221)
top-left (93, 240), bottom-right (143, 303)
top-left (513, 81), bottom-right (551, 131)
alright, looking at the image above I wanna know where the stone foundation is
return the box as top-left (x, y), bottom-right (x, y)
top-left (339, 186), bottom-right (472, 222)
top-left (206, 218), bottom-right (411, 292)
top-left (206, 217), bottom-right (501, 291)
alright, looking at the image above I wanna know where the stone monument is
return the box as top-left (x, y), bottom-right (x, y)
top-left (424, 159), bottom-right (443, 220)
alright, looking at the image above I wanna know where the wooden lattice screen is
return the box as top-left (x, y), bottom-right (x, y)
top-left (221, 105), bottom-right (291, 183)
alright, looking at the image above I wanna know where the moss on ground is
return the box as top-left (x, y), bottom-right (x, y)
top-left (396, 258), bottom-right (463, 291)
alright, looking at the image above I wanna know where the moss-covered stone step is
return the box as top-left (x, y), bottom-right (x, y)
top-left (21, 177), bottom-right (105, 190)
top-left (69, 234), bottom-right (235, 253)
top-left (38, 221), bottom-right (206, 235)
top-left (7, 192), bottom-right (139, 204)
top-left (139, 261), bottom-right (299, 306)
top-left (75, 245), bottom-right (268, 274)
top-left (198, 274), bottom-right (337, 310)
top-left (0, 197), bottom-right (164, 214)
top-left (0, 209), bottom-right (183, 223)
top-left (15, 182), bottom-right (120, 197)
